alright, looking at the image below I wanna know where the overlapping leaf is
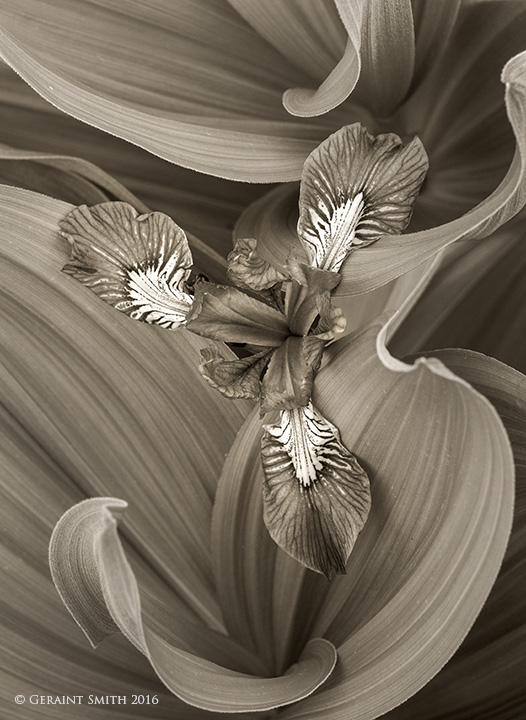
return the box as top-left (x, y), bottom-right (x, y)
top-left (213, 316), bottom-right (514, 719)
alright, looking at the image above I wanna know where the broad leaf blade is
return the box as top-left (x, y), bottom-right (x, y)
top-left (384, 350), bottom-right (526, 719)
top-left (213, 317), bottom-right (515, 719)
top-left (1, 184), bottom-right (251, 633)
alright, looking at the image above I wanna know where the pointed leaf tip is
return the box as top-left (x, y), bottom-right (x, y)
top-left (61, 202), bottom-right (193, 328)
top-left (261, 403), bottom-right (371, 579)
top-left (49, 497), bottom-right (131, 649)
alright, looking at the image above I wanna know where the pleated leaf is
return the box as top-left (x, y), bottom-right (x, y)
top-left (333, 51), bottom-right (526, 295)
top-left (1, 183), bottom-right (252, 638)
top-left (384, 350), bottom-right (526, 719)
top-left (251, 51), bottom-right (526, 296)
top-left (0, 0), bottom-right (346, 181)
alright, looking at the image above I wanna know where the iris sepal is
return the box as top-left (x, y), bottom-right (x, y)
top-left (261, 403), bottom-right (371, 580)
top-left (297, 123), bottom-right (428, 272)
top-left (61, 202), bottom-right (193, 329)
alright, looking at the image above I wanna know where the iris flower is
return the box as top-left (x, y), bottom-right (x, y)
top-left (1, 1), bottom-right (526, 718)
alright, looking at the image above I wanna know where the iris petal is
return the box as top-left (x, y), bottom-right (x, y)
top-left (61, 203), bottom-right (194, 329)
top-left (298, 123), bottom-right (428, 271)
top-left (261, 403), bottom-right (371, 579)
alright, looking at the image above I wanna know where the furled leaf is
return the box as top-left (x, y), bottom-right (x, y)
top-left (0, 0), bottom-right (345, 180)
top-left (352, 0), bottom-right (415, 114)
top-left (61, 202), bottom-right (193, 328)
top-left (0, 141), bottom-right (149, 211)
top-left (333, 51), bottom-right (526, 295)
top-left (187, 282), bottom-right (289, 346)
top-left (1, 183), bottom-right (253, 637)
top-left (261, 403), bottom-right (371, 578)
top-left (384, 350), bottom-right (526, 719)
top-left (283, 38), bottom-right (361, 117)
top-left (0, 60), bottom-right (270, 275)
top-left (298, 123), bottom-right (428, 272)
top-left (50, 498), bottom-right (338, 712)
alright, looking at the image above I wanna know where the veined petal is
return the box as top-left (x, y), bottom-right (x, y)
top-left (50, 498), bottom-right (337, 712)
top-left (260, 337), bottom-right (326, 413)
top-left (261, 403), bottom-right (371, 578)
top-left (199, 345), bottom-right (272, 401)
top-left (297, 123), bottom-right (428, 272)
top-left (227, 237), bottom-right (287, 292)
top-left (187, 282), bottom-right (289, 346)
top-left (236, 182), bottom-right (441, 336)
top-left (336, 51), bottom-right (526, 296)
top-left (61, 202), bottom-right (193, 329)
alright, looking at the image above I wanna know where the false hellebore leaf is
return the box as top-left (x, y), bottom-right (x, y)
top-left (297, 123), bottom-right (429, 273)
top-left (61, 202), bottom-right (193, 328)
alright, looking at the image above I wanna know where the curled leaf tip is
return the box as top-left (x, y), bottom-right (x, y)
top-left (261, 403), bottom-right (371, 579)
top-left (60, 202), bottom-right (193, 328)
